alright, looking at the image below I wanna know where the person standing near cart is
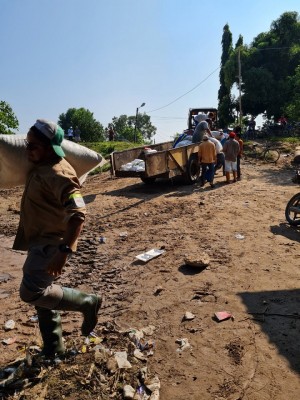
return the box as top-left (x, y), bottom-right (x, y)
top-left (13, 119), bottom-right (101, 358)
top-left (198, 134), bottom-right (217, 188)
top-left (223, 131), bottom-right (240, 183)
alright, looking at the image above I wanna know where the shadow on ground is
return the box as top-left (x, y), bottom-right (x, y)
top-left (270, 223), bottom-right (300, 243)
top-left (238, 289), bottom-right (300, 374)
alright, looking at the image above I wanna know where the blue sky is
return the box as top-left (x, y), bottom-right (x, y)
top-left (1, 0), bottom-right (299, 142)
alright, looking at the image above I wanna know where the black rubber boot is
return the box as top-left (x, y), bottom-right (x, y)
top-left (36, 307), bottom-right (65, 358)
top-left (56, 288), bottom-right (101, 336)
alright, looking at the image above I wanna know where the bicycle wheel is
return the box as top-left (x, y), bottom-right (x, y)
top-left (285, 192), bottom-right (300, 226)
top-left (263, 148), bottom-right (280, 163)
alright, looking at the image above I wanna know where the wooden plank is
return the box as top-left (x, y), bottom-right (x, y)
top-left (167, 144), bottom-right (199, 172)
top-left (145, 152), bottom-right (168, 176)
top-left (112, 141), bottom-right (173, 171)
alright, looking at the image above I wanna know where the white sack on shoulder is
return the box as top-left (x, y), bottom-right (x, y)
top-left (208, 136), bottom-right (223, 154)
top-left (211, 131), bottom-right (223, 140)
top-left (0, 134), bottom-right (106, 189)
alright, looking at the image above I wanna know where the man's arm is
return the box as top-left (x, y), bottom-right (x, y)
top-left (47, 215), bottom-right (84, 277)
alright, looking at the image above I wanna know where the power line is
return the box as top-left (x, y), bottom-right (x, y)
top-left (146, 66), bottom-right (220, 114)
top-left (150, 116), bottom-right (186, 120)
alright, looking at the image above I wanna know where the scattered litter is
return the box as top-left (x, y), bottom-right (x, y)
top-left (183, 311), bottom-right (195, 321)
top-left (4, 320), bottom-right (15, 331)
top-left (133, 349), bottom-right (147, 361)
top-left (114, 351), bottom-right (132, 369)
top-left (141, 325), bottom-right (156, 336)
top-left (184, 252), bottom-right (210, 268)
top-left (99, 236), bottom-right (106, 244)
top-left (144, 148), bottom-right (157, 155)
top-left (123, 384), bottom-right (135, 399)
top-left (0, 273), bottom-right (13, 283)
top-left (175, 338), bottom-right (190, 352)
top-left (136, 249), bottom-right (165, 263)
top-left (119, 231), bottom-right (128, 237)
top-left (235, 233), bottom-right (245, 240)
top-left (214, 311), bottom-right (234, 322)
top-left (137, 386), bottom-right (146, 400)
top-left (145, 375), bottom-right (161, 392)
top-left (29, 315), bottom-right (39, 323)
top-left (2, 337), bottom-right (17, 345)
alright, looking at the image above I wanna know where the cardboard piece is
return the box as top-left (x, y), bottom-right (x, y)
top-left (135, 249), bottom-right (165, 263)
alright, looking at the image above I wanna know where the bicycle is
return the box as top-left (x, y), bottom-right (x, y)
top-left (244, 141), bottom-right (281, 163)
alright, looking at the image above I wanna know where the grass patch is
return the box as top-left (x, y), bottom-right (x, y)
top-left (81, 141), bottom-right (142, 176)
top-left (83, 141), bottom-right (140, 158)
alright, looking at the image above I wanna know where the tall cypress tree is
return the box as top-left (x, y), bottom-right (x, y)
top-left (218, 24), bottom-right (233, 128)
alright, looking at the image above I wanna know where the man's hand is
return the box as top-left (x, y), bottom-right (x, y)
top-left (47, 251), bottom-right (68, 277)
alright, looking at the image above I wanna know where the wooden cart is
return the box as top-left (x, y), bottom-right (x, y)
top-left (110, 141), bottom-right (200, 184)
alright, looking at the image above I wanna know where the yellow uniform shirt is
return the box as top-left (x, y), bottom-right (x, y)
top-left (13, 158), bottom-right (86, 251)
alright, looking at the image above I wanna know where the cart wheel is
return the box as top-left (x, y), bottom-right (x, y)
top-left (185, 155), bottom-right (200, 184)
top-left (263, 148), bottom-right (280, 163)
top-left (141, 176), bottom-right (156, 184)
top-left (285, 192), bottom-right (300, 226)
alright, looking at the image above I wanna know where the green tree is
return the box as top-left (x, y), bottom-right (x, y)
top-left (227, 11), bottom-right (300, 120)
top-left (110, 113), bottom-right (156, 143)
top-left (218, 24), bottom-right (234, 127)
top-left (284, 65), bottom-right (300, 120)
top-left (58, 107), bottom-right (105, 142)
top-left (0, 101), bottom-right (19, 134)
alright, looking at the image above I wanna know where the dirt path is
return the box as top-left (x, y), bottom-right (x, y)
top-left (1, 156), bottom-right (300, 399)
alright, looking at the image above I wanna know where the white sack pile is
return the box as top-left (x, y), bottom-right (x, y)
top-left (0, 134), bottom-right (106, 189)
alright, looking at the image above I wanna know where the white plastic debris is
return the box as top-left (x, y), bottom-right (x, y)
top-left (133, 349), bottom-right (147, 361)
top-left (4, 319), bottom-right (15, 331)
top-left (175, 338), bottom-right (191, 352)
top-left (123, 384), bottom-right (135, 399)
top-left (183, 312), bottom-right (195, 321)
top-left (114, 351), bottom-right (132, 369)
top-left (235, 233), bottom-right (245, 240)
top-left (136, 249), bottom-right (165, 263)
top-left (145, 376), bottom-right (161, 392)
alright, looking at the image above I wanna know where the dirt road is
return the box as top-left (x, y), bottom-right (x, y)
top-left (1, 156), bottom-right (300, 399)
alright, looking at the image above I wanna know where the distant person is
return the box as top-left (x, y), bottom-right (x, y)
top-left (223, 131), bottom-right (240, 184)
top-left (207, 111), bottom-right (216, 130)
top-left (67, 126), bottom-right (74, 141)
top-left (234, 127), bottom-right (243, 180)
top-left (247, 117), bottom-right (256, 139)
top-left (108, 127), bottom-right (115, 141)
top-left (192, 114), bottom-right (211, 143)
top-left (74, 127), bottom-right (81, 143)
top-left (198, 134), bottom-right (217, 189)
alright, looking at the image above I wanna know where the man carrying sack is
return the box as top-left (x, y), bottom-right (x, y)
top-left (13, 119), bottom-right (101, 358)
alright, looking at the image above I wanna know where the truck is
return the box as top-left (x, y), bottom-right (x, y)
top-left (188, 107), bottom-right (218, 130)
top-left (110, 107), bottom-right (218, 185)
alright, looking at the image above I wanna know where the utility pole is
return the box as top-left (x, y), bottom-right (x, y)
top-left (238, 48), bottom-right (243, 126)
top-left (134, 102), bottom-right (145, 143)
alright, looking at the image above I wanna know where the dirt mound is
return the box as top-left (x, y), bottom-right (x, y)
top-left (1, 154), bottom-right (300, 399)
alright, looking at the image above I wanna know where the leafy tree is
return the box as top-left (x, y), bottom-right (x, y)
top-left (284, 65), bottom-right (300, 120)
top-left (222, 11), bottom-right (300, 123)
top-left (0, 101), bottom-right (19, 134)
top-left (109, 113), bottom-right (156, 143)
top-left (58, 107), bottom-right (105, 142)
top-left (218, 24), bottom-right (234, 127)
